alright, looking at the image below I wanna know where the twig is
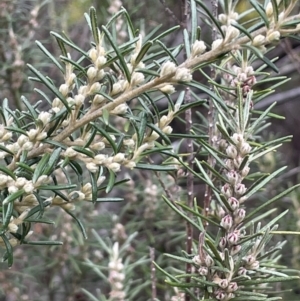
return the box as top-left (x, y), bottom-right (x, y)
top-left (150, 247), bottom-right (157, 301)
top-left (158, 0), bottom-right (182, 26)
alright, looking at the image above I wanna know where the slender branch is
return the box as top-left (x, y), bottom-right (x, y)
top-left (13, 16), bottom-right (300, 168)
top-left (150, 247), bottom-right (157, 301)
top-left (158, 0), bottom-right (182, 26)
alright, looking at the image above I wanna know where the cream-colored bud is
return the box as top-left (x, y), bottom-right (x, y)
top-left (218, 13), bottom-right (227, 24)
top-left (15, 177), bottom-right (27, 188)
top-left (191, 40), bottom-right (207, 57)
top-left (65, 147), bottom-right (77, 158)
top-left (252, 34), bottom-right (266, 46)
top-left (94, 154), bottom-right (107, 164)
top-left (159, 84), bottom-right (175, 94)
top-left (0, 174), bottom-right (8, 186)
top-left (160, 61), bottom-right (177, 77)
top-left (59, 84), bottom-right (69, 96)
top-left (27, 129), bottom-right (38, 141)
top-left (131, 72), bottom-right (144, 86)
top-left (226, 26), bottom-right (240, 41)
top-left (124, 161), bottom-right (136, 169)
top-left (23, 141), bottom-right (33, 151)
top-left (93, 94), bottom-right (105, 105)
top-left (266, 30), bottom-right (280, 42)
top-left (174, 68), bottom-right (192, 82)
top-left (89, 48), bottom-right (98, 62)
top-left (87, 66), bottom-right (97, 80)
top-left (89, 82), bottom-right (101, 94)
top-left (97, 69), bottom-right (105, 80)
top-left (149, 131), bottom-right (160, 141)
top-left (111, 82), bottom-right (124, 95)
top-left (35, 175), bottom-right (49, 186)
top-left (95, 56), bottom-right (107, 69)
top-left (97, 176), bottom-right (106, 186)
top-left (52, 97), bottom-right (61, 108)
top-left (124, 139), bottom-right (135, 147)
top-left (108, 162), bottom-right (121, 172)
top-left (90, 141), bottom-right (105, 151)
top-left (17, 135), bottom-right (28, 146)
top-left (24, 182), bottom-right (34, 194)
top-left (67, 73), bottom-right (76, 86)
top-left (111, 104), bottom-right (128, 115)
top-left (163, 126), bottom-right (173, 134)
top-left (8, 185), bottom-right (18, 194)
top-left (36, 132), bottom-right (47, 141)
top-left (79, 85), bottom-right (88, 95)
top-left (113, 153), bottom-right (125, 162)
top-left (266, 2), bottom-right (273, 18)
top-left (2, 132), bottom-right (12, 141)
top-left (86, 162), bottom-right (98, 173)
top-left (212, 39), bottom-right (223, 50)
top-left (38, 112), bottom-right (51, 125)
top-left (8, 223), bottom-right (18, 233)
top-left (74, 94), bottom-right (85, 106)
top-left (82, 183), bottom-right (92, 194)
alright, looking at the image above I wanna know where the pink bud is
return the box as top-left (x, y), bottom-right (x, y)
top-left (234, 208), bottom-right (246, 223)
top-left (235, 183), bottom-right (247, 195)
top-left (226, 171), bottom-right (239, 185)
top-left (221, 184), bottom-right (233, 198)
top-left (228, 197), bottom-right (239, 211)
top-left (220, 215), bottom-right (233, 230)
top-left (227, 232), bottom-right (239, 246)
top-left (228, 282), bottom-right (238, 292)
top-left (219, 237), bottom-right (227, 249)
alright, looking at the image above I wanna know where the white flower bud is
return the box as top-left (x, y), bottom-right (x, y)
top-left (15, 177), bottom-right (27, 188)
top-left (65, 147), bottom-right (77, 158)
top-left (93, 94), bottom-right (105, 105)
top-left (59, 84), bottom-right (69, 96)
top-left (38, 112), bottom-right (51, 125)
top-left (86, 162), bottom-right (98, 173)
top-left (131, 72), bottom-right (144, 86)
top-left (67, 73), bottom-right (76, 86)
top-left (226, 145), bottom-right (238, 158)
top-left (266, 2), bottom-right (273, 18)
top-left (73, 94), bottom-right (84, 106)
top-left (124, 161), bottom-right (136, 169)
top-left (191, 40), bottom-right (206, 57)
top-left (160, 61), bottom-right (176, 77)
top-left (79, 85), bottom-right (88, 95)
top-left (8, 223), bottom-right (18, 233)
top-left (123, 139), bottom-right (135, 147)
top-left (111, 82), bottom-right (124, 95)
top-left (89, 82), bottom-right (101, 94)
top-left (266, 30), bottom-right (280, 42)
top-left (36, 132), bottom-right (47, 141)
top-left (90, 141), bottom-right (105, 151)
top-left (2, 132), bottom-right (12, 141)
top-left (95, 56), bottom-right (107, 69)
top-left (252, 34), bottom-right (266, 47)
top-left (226, 26), bottom-right (240, 41)
top-left (218, 13), bottom-right (227, 24)
top-left (96, 69), bottom-right (105, 80)
top-left (89, 48), bottom-right (98, 62)
top-left (8, 185), bottom-right (18, 194)
top-left (162, 126), bottom-right (173, 134)
top-left (111, 104), bottom-right (128, 115)
top-left (24, 182), bottom-right (34, 194)
top-left (220, 214), bottom-right (233, 230)
top-left (87, 66), bottom-right (97, 80)
top-left (212, 39), bottom-right (223, 50)
top-left (159, 84), bottom-right (175, 94)
top-left (97, 176), bottom-right (106, 186)
top-left (108, 162), bottom-right (121, 172)
top-left (113, 153), bottom-right (125, 163)
top-left (174, 68), bottom-right (192, 82)
top-left (27, 129), bottom-right (38, 141)
top-left (0, 175), bottom-right (8, 186)
top-left (94, 154), bottom-right (107, 164)
top-left (23, 141), bottom-right (33, 151)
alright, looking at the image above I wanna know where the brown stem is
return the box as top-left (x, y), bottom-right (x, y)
top-left (150, 247), bottom-right (157, 301)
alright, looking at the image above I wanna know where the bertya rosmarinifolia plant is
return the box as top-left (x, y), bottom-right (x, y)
top-left (1, 0), bottom-right (300, 300)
